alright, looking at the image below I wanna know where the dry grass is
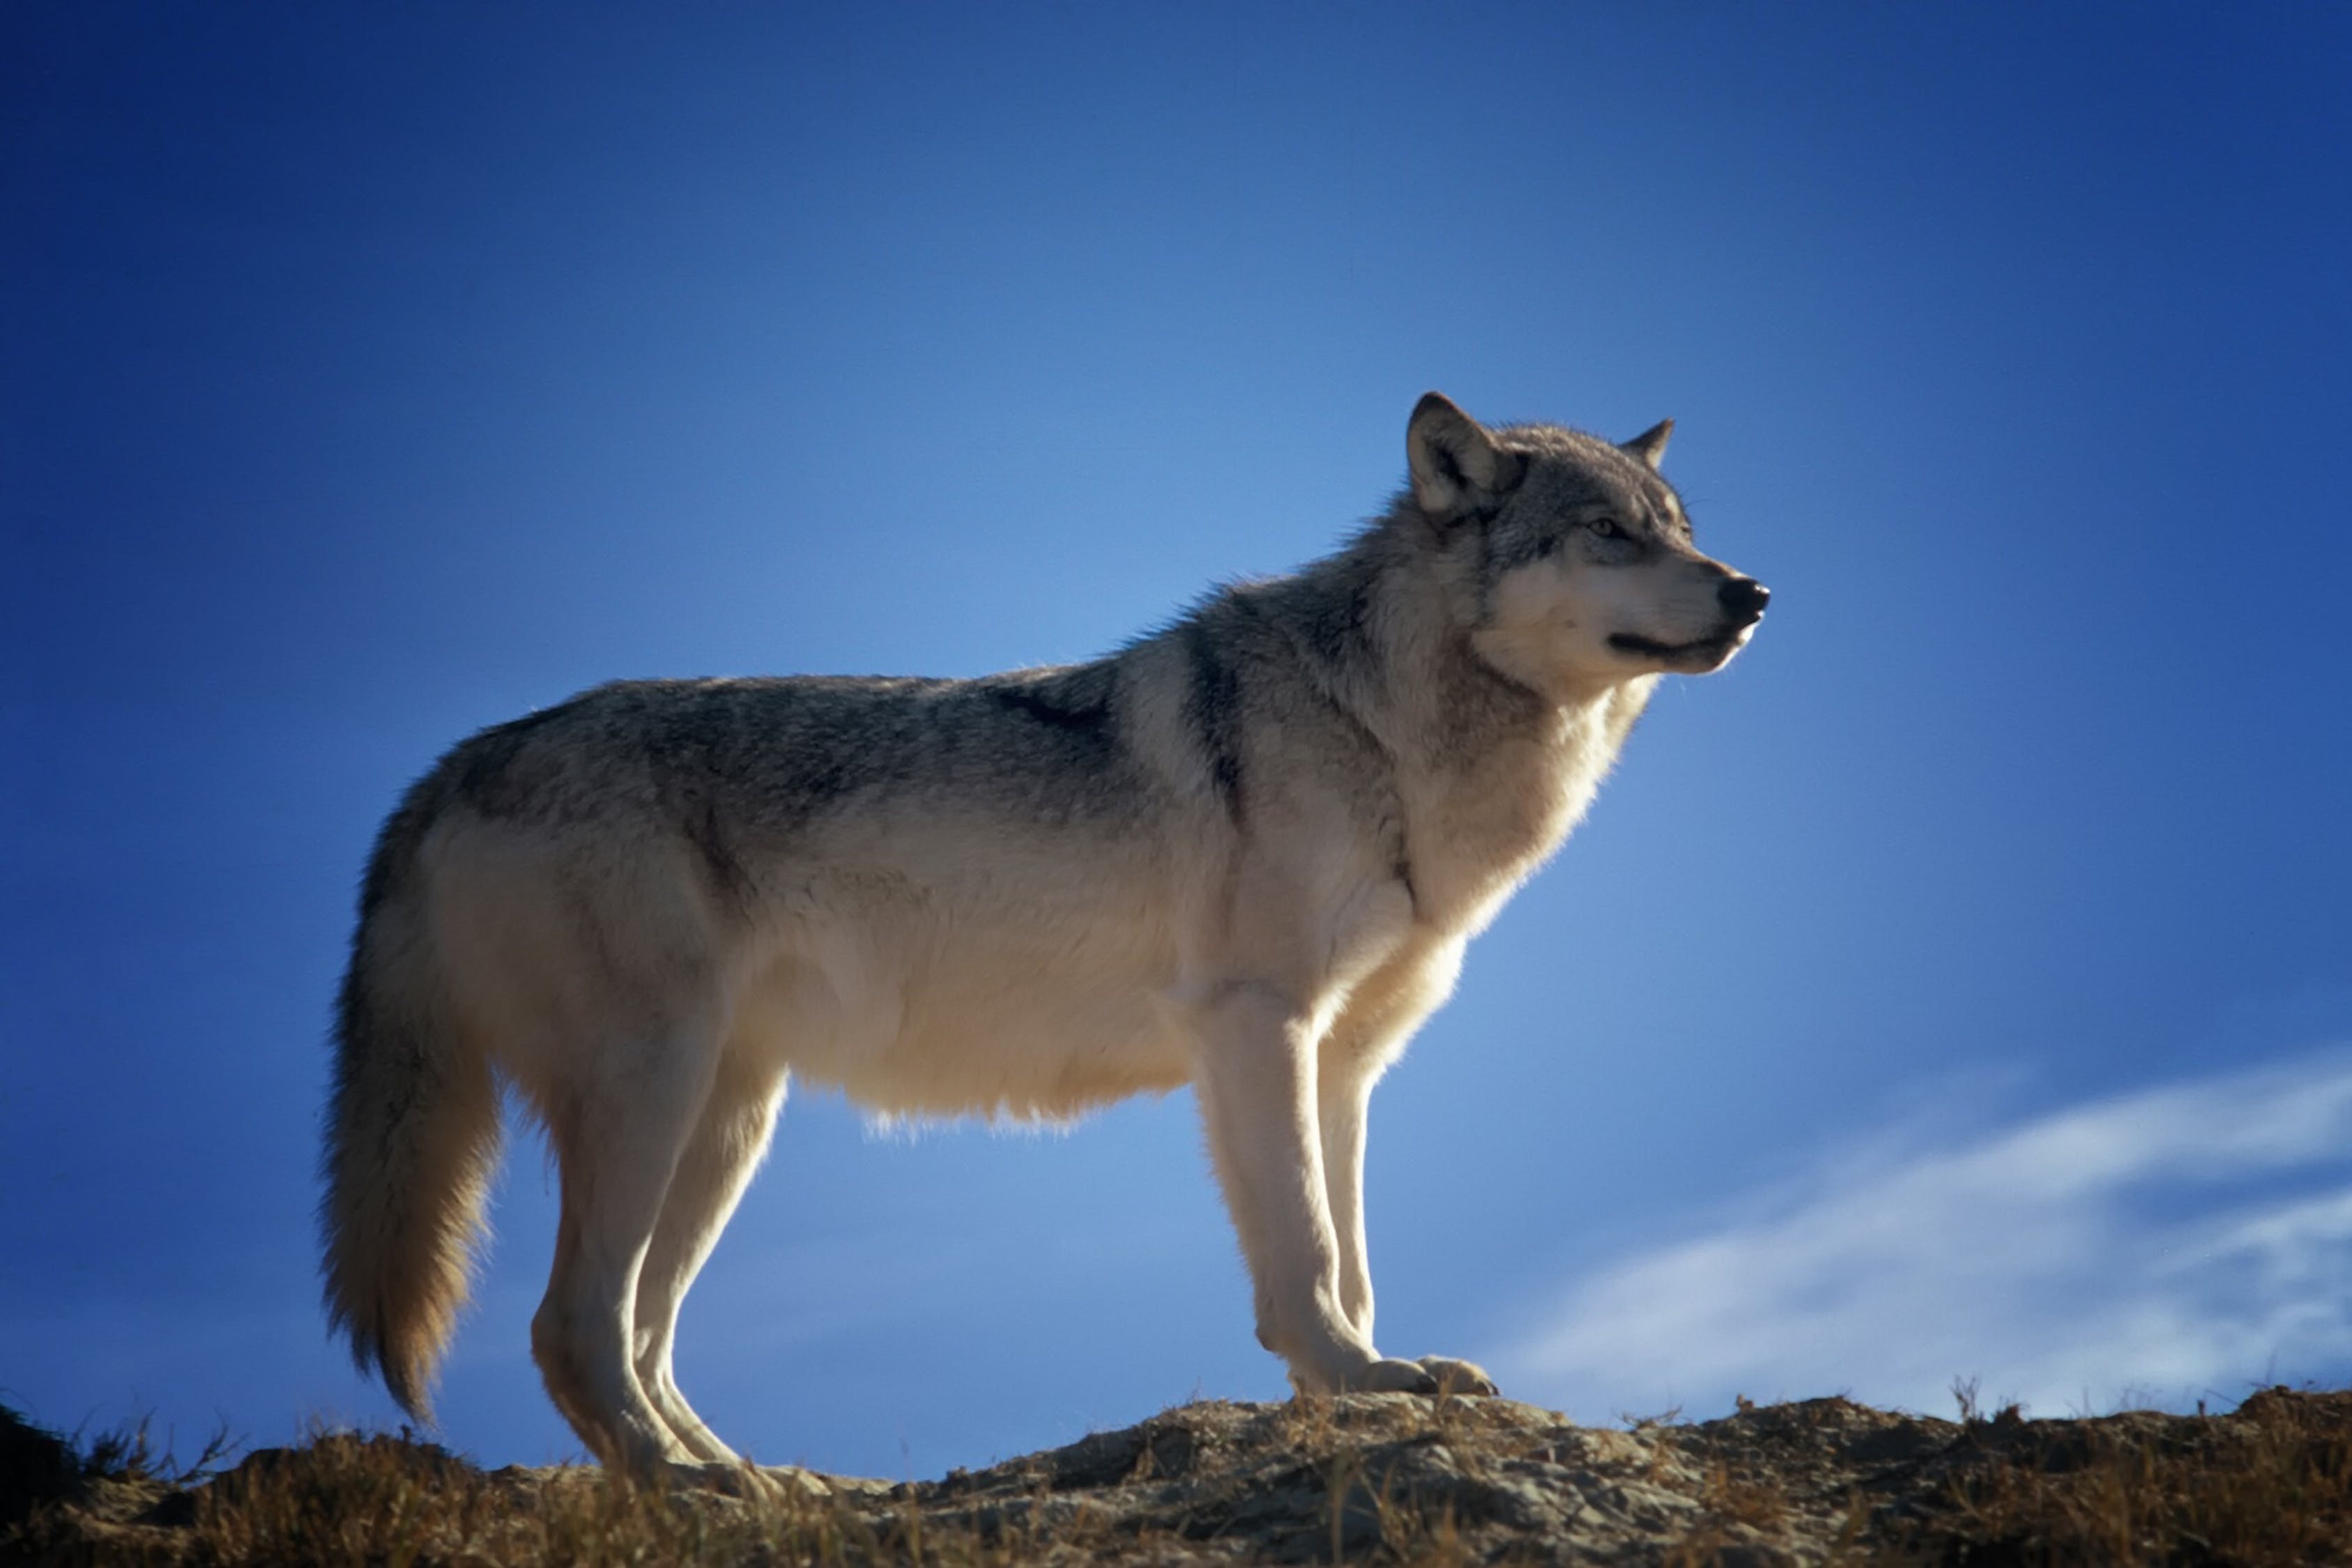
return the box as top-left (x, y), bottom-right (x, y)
top-left (0, 1399), bottom-right (1520, 1567)
top-left (3, 1415), bottom-right (1032, 1568)
top-left (1902, 1385), bottom-right (2352, 1565)
top-left (7, 1387), bottom-right (2351, 1565)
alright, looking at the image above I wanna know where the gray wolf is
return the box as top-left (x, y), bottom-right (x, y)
top-left (319, 392), bottom-right (1769, 1477)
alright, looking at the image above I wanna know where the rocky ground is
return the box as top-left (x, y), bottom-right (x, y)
top-left (6, 1385), bottom-right (2349, 1564)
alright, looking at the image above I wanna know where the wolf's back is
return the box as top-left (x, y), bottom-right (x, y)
top-left (318, 758), bottom-right (503, 1421)
top-left (315, 668), bottom-right (1160, 1413)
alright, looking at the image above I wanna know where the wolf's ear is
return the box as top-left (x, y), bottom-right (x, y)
top-left (1408, 392), bottom-right (1524, 530)
top-left (1622, 419), bottom-right (1673, 472)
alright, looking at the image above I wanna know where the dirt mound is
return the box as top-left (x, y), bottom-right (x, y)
top-left (7, 1388), bottom-right (2349, 1564)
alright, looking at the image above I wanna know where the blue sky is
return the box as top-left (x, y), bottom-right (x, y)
top-left (5, 1), bottom-right (2349, 1480)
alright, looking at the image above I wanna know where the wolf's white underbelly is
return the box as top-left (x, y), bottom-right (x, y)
top-left (730, 868), bottom-right (1196, 1121)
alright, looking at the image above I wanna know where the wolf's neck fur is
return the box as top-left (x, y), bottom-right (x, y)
top-left (1280, 512), bottom-right (1657, 932)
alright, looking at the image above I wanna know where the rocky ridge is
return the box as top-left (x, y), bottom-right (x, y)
top-left (6, 1385), bottom-right (2348, 1564)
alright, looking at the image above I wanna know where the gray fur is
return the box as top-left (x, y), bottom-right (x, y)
top-left (319, 392), bottom-right (1768, 1478)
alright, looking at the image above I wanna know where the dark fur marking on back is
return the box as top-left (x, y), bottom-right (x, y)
top-left (987, 678), bottom-right (1115, 741)
top-left (450, 701), bottom-right (582, 817)
top-left (1182, 618), bottom-right (1245, 826)
top-left (632, 696), bottom-right (762, 902)
top-left (1267, 606), bottom-right (1417, 918)
top-left (682, 792), bottom-right (751, 907)
top-left (1294, 571), bottom-right (1378, 677)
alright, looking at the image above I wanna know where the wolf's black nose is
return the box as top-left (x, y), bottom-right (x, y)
top-left (1718, 578), bottom-right (1771, 623)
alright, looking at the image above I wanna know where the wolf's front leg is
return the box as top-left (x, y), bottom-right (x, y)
top-left (1317, 1068), bottom-right (1377, 1345)
top-left (1313, 1047), bottom-right (1500, 1399)
top-left (1188, 982), bottom-right (1438, 1394)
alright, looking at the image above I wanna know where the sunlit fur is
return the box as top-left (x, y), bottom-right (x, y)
top-left (319, 392), bottom-right (1767, 1477)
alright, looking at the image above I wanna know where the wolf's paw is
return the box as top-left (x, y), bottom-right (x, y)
top-left (1343, 1357), bottom-right (1444, 1394)
top-left (1414, 1356), bottom-right (1499, 1397)
top-left (661, 1461), bottom-right (830, 1500)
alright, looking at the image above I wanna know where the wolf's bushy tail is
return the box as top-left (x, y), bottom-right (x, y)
top-left (319, 782), bottom-right (503, 1422)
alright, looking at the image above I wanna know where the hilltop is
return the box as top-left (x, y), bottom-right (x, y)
top-left (6, 1385), bottom-right (2348, 1564)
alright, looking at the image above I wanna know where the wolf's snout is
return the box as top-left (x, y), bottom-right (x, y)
top-left (1717, 577), bottom-right (1770, 624)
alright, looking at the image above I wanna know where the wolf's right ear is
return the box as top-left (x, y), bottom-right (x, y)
top-left (1621, 419), bottom-right (1673, 472)
top-left (1408, 392), bottom-right (1523, 533)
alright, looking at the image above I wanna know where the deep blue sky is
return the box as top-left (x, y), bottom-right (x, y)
top-left (6, 2), bottom-right (2349, 1479)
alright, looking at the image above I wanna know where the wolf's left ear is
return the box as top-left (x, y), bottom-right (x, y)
top-left (1622, 420), bottom-right (1673, 472)
top-left (1408, 392), bottom-right (1525, 530)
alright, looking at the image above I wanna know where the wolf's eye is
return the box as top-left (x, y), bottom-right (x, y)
top-left (1587, 516), bottom-right (1624, 539)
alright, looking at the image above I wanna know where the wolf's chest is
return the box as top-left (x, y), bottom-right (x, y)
top-left (1399, 714), bottom-right (1626, 935)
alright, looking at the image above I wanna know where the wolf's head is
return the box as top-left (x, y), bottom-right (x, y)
top-left (1405, 392), bottom-right (1767, 702)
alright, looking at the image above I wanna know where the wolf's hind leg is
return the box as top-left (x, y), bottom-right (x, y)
top-left (530, 1028), bottom-right (719, 1474)
top-left (631, 1059), bottom-right (786, 1464)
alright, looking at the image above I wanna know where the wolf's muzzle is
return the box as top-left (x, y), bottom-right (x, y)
top-left (1717, 577), bottom-right (1771, 626)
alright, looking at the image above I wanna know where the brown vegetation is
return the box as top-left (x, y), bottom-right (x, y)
top-left (4, 1385), bottom-right (2347, 1565)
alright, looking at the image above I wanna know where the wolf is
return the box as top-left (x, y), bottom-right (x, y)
top-left (319, 392), bottom-right (1768, 1477)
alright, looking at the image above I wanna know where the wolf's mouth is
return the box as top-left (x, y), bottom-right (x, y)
top-left (1607, 631), bottom-right (1736, 661)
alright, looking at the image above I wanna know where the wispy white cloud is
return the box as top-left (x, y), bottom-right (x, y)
top-left (1492, 1049), bottom-right (2352, 1420)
